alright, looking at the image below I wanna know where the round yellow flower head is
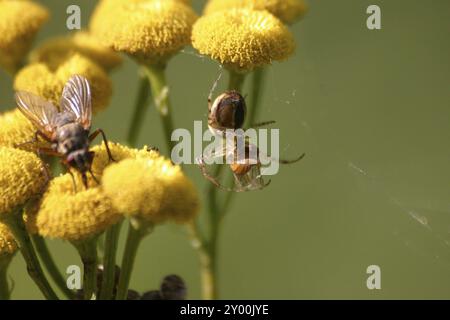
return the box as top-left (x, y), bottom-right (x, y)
top-left (90, 0), bottom-right (198, 64)
top-left (204, 0), bottom-right (307, 25)
top-left (192, 9), bottom-right (295, 72)
top-left (14, 53), bottom-right (112, 114)
top-left (89, 142), bottom-right (160, 176)
top-left (0, 147), bottom-right (49, 216)
top-left (0, 0), bottom-right (49, 74)
top-left (0, 222), bottom-right (17, 257)
top-left (0, 108), bottom-right (35, 149)
top-left (102, 154), bottom-right (200, 224)
top-left (29, 31), bottom-right (123, 72)
top-left (31, 174), bottom-right (121, 241)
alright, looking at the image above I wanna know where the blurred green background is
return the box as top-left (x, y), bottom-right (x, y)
top-left (1, 0), bottom-right (450, 299)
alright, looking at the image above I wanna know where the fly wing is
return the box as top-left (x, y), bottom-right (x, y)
top-left (60, 75), bottom-right (92, 130)
top-left (15, 91), bottom-right (59, 138)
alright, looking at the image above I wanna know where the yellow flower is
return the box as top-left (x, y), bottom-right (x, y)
top-left (89, 142), bottom-right (160, 176)
top-left (29, 31), bottom-right (123, 72)
top-left (0, 0), bottom-right (49, 74)
top-left (0, 222), bottom-right (17, 257)
top-left (204, 0), bottom-right (308, 25)
top-left (102, 154), bottom-right (199, 224)
top-left (31, 174), bottom-right (121, 241)
top-left (14, 54), bottom-right (112, 114)
top-left (0, 147), bottom-right (49, 216)
top-left (90, 0), bottom-right (198, 64)
top-left (0, 108), bottom-right (35, 149)
top-left (192, 9), bottom-right (295, 72)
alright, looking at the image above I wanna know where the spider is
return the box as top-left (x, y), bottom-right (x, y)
top-left (196, 76), bottom-right (305, 192)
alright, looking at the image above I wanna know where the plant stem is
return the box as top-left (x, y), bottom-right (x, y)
top-left (32, 235), bottom-right (75, 300)
top-left (143, 63), bottom-right (176, 154)
top-left (199, 246), bottom-right (217, 300)
top-left (0, 257), bottom-right (13, 300)
top-left (3, 213), bottom-right (58, 300)
top-left (188, 222), bottom-right (216, 300)
top-left (73, 238), bottom-right (98, 300)
top-left (99, 222), bottom-right (122, 300)
top-left (116, 220), bottom-right (152, 300)
top-left (228, 70), bottom-right (246, 91)
top-left (246, 68), bottom-right (267, 127)
top-left (126, 69), bottom-right (151, 146)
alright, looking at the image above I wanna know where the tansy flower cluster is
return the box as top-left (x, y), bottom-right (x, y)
top-left (14, 54), bottom-right (112, 114)
top-left (0, 0), bottom-right (49, 74)
top-left (0, 222), bottom-right (17, 258)
top-left (0, 0), bottom-right (303, 301)
top-left (204, 0), bottom-right (308, 25)
top-left (192, 9), bottom-right (295, 72)
top-left (0, 147), bottom-right (49, 216)
top-left (0, 108), bottom-right (35, 148)
top-left (23, 143), bottom-right (199, 242)
top-left (29, 31), bottom-right (123, 72)
top-left (103, 155), bottom-right (199, 224)
top-left (90, 0), bottom-right (198, 65)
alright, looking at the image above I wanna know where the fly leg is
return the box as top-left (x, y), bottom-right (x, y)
top-left (14, 130), bottom-right (52, 149)
top-left (34, 147), bottom-right (62, 159)
top-left (60, 160), bottom-right (78, 193)
top-left (89, 128), bottom-right (116, 162)
top-left (81, 172), bottom-right (88, 190)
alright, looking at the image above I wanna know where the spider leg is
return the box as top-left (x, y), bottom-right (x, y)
top-left (208, 68), bottom-right (223, 112)
top-left (279, 153), bottom-right (306, 164)
top-left (89, 128), bottom-right (116, 162)
top-left (258, 148), bottom-right (306, 165)
top-left (197, 155), bottom-right (234, 192)
top-left (249, 120), bottom-right (276, 129)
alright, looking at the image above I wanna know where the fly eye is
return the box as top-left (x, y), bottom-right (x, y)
top-left (213, 91), bottom-right (246, 129)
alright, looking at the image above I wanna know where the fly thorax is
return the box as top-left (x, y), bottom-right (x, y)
top-left (56, 123), bottom-right (89, 155)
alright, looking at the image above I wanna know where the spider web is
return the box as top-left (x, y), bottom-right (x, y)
top-left (179, 44), bottom-right (450, 267)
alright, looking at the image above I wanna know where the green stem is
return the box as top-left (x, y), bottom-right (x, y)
top-left (228, 70), bottom-right (246, 91)
top-left (0, 256), bottom-right (13, 300)
top-left (73, 238), bottom-right (98, 300)
top-left (199, 245), bottom-right (217, 300)
top-left (116, 220), bottom-right (152, 300)
top-left (126, 69), bottom-right (151, 146)
top-left (32, 235), bottom-right (75, 300)
top-left (3, 213), bottom-right (58, 300)
top-left (99, 222), bottom-right (122, 300)
top-left (143, 63), bottom-right (176, 154)
top-left (246, 68), bottom-right (267, 127)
